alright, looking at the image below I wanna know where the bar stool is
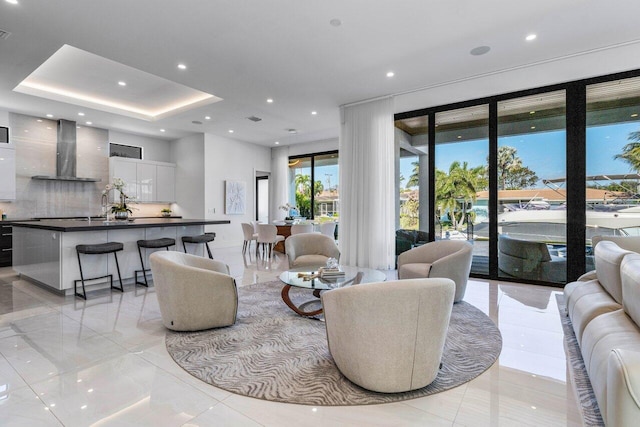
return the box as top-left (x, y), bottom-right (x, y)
top-left (136, 238), bottom-right (176, 287)
top-left (75, 242), bottom-right (124, 300)
top-left (182, 232), bottom-right (216, 259)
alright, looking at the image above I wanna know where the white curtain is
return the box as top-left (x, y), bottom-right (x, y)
top-left (270, 146), bottom-right (290, 222)
top-left (339, 97), bottom-right (395, 269)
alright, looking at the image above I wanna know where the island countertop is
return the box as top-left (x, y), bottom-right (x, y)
top-left (10, 218), bottom-right (230, 232)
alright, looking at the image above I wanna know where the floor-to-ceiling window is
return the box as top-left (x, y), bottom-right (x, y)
top-left (288, 151), bottom-right (339, 220)
top-left (435, 105), bottom-right (490, 275)
top-left (497, 91), bottom-right (567, 284)
top-left (396, 68), bottom-right (640, 286)
top-left (586, 76), bottom-right (640, 269)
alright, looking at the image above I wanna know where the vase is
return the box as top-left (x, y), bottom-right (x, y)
top-left (114, 211), bottom-right (129, 220)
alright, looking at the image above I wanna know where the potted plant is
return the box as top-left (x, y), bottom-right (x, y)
top-left (161, 208), bottom-right (172, 217)
top-left (279, 203), bottom-right (297, 223)
top-left (103, 177), bottom-right (135, 220)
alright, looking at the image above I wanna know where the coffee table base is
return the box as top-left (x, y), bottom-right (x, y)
top-left (281, 285), bottom-right (324, 317)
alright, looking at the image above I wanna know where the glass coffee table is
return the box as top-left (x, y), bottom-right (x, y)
top-left (279, 265), bottom-right (387, 317)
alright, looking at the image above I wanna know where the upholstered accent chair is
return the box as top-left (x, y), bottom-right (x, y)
top-left (397, 240), bottom-right (473, 303)
top-left (149, 251), bottom-right (237, 331)
top-left (322, 278), bottom-right (455, 393)
top-left (285, 233), bottom-right (340, 269)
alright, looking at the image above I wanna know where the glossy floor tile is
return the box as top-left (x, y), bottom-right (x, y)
top-left (0, 246), bottom-right (584, 426)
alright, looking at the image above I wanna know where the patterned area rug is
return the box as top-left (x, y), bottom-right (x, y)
top-left (166, 280), bottom-right (502, 406)
top-left (556, 295), bottom-right (604, 426)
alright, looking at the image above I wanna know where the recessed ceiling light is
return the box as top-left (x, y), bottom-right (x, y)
top-left (36, 119), bottom-right (42, 122)
top-left (386, 71), bottom-right (395, 78)
top-left (76, 126), bottom-right (81, 129)
top-left (118, 81), bottom-right (126, 86)
top-left (632, 113), bottom-right (639, 118)
top-left (5, 0), bottom-right (18, 5)
top-left (531, 126), bottom-right (536, 129)
top-left (288, 129), bottom-right (297, 134)
top-left (78, 112), bottom-right (85, 116)
top-left (470, 46), bottom-right (491, 56)
top-left (160, 129), bottom-right (166, 132)
top-left (228, 129), bottom-right (234, 133)
top-left (526, 34), bottom-right (537, 41)
top-left (311, 111), bottom-right (317, 115)
top-left (24, 130), bottom-right (28, 133)
top-left (86, 121), bottom-right (92, 125)
top-left (457, 135), bottom-right (462, 139)
top-left (46, 127), bottom-right (51, 130)
top-left (275, 141), bottom-right (280, 145)
top-left (205, 116), bottom-right (211, 120)
top-left (329, 18), bottom-right (342, 27)
top-left (530, 111), bottom-right (536, 114)
top-left (46, 114), bottom-right (53, 118)
top-left (177, 63), bottom-right (187, 70)
top-left (267, 98), bottom-right (274, 103)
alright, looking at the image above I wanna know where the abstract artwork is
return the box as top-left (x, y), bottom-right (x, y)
top-left (225, 180), bottom-right (246, 214)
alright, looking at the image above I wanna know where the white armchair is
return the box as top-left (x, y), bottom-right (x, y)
top-left (397, 240), bottom-right (473, 303)
top-left (322, 278), bottom-right (455, 393)
top-left (285, 233), bottom-right (340, 269)
top-left (149, 251), bottom-right (237, 331)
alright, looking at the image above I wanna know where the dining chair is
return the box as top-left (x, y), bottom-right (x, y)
top-left (241, 223), bottom-right (258, 254)
top-left (290, 223), bottom-right (316, 235)
top-left (257, 224), bottom-right (285, 258)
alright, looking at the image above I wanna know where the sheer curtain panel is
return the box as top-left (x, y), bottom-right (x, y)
top-left (339, 97), bottom-right (395, 269)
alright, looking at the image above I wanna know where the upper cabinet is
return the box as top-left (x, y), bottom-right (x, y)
top-left (0, 146), bottom-right (16, 200)
top-left (109, 157), bottom-right (176, 203)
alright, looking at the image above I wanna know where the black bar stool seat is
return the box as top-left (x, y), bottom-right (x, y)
top-left (136, 237), bottom-right (176, 287)
top-left (182, 232), bottom-right (216, 259)
top-left (75, 241), bottom-right (124, 300)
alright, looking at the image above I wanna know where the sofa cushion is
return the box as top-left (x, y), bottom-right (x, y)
top-left (581, 309), bottom-right (640, 421)
top-left (622, 253), bottom-right (640, 326)
top-left (570, 289), bottom-right (621, 345)
top-left (595, 241), bottom-right (634, 304)
top-left (398, 263), bottom-right (432, 279)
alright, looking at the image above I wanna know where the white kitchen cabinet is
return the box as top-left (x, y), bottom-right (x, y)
top-left (110, 157), bottom-right (137, 200)
top-left (109, 157), bottom-right (176, 203)
top-left (0, 146), bottom-right (16, 200)
top-left (156, 164), bottom-right (175, 202)
top-left (136, 162), bottom-right (156, 202)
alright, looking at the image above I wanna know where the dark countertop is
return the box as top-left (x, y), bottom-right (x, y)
top-left (10, 218), bottom-right (230, 232)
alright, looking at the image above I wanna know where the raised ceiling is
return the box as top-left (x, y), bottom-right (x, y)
top-left (0, 0), bottom-right (639, 146)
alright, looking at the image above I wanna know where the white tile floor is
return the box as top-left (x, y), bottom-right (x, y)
top-left (0, 246), bottom-right (584, 426)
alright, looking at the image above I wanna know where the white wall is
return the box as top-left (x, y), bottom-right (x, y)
top-left (287, 137), bottom-right (338, 156)
top-left (170, 133), bottom-right (205, 220)
top-left (203, 134), bottom-right (271, 247)
top-left (109, 130), bottom-right (171, 162)
top-left (0, 109), bottom-right (9, 128)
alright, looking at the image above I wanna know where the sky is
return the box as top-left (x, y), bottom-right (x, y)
top-left (399, 120), bottom-right (640, 189)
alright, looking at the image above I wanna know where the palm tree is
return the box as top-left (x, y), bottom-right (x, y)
top-left (614, 131), bottom-right (640, 172)
top-left (406, 161), bottom-right (420, 188)
top-left (496, 146), bottom-right (522, 190)
top-left (435, 161), bottom-right (487, 230)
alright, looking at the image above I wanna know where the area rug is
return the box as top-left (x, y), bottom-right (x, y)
top-left (166, 280), bottom-right (502, 406)
top-left (556, 295), bottom-right (604, 426)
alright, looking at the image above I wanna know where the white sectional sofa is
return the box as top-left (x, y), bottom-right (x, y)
top-left (564, 240), bottom-right (640, 426)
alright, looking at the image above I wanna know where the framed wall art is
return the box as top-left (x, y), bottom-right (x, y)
top-left (225, 180), bottom-right (246, 214)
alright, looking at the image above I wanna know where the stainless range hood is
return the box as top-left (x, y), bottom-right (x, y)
top-left (32, 119), bottom-right (101, 182)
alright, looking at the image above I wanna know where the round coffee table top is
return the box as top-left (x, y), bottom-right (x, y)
top-left (279, 265), bottom-right (387, 291)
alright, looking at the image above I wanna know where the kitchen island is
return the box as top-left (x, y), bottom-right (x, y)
top-left (12, 218), bottom-right (230, 295)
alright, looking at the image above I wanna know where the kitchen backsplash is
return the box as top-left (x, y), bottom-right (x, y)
top-left (0, 113), bottom-right (171, 220)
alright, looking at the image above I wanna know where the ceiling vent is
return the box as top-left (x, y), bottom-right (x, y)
top-left (247, 116), bottom-right (262, 122)
top-left (0, 29), bottom-right (11, 40)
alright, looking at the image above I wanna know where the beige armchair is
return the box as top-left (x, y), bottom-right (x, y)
top-left (397, 240), bottom-right (472, 303)
top-left (149, 251), bottom-right (237, 331)
top-left (285, 233), bottom-right (340, 269)
top-left (322, 278), bottom-right (455, 393)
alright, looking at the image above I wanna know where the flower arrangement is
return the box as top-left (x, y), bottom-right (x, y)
top-left (278, 203), bottom-right (297, 220)
top-left (103, 178), bottom-right (135, 218)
